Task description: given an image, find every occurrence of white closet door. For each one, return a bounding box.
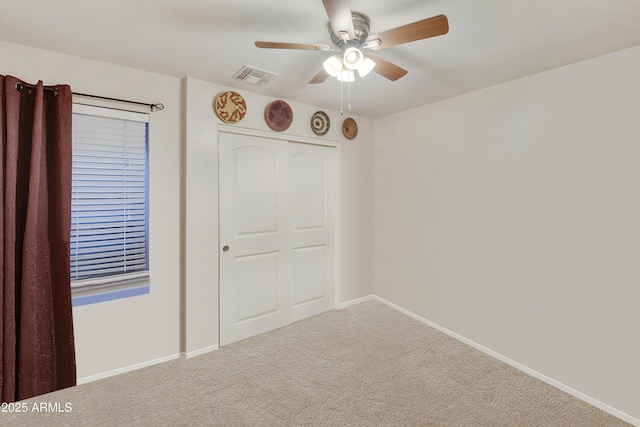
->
[219,132,335,346]
[290,143,335,321]
[219,132,291,346]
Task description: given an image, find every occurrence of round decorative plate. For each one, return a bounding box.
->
[311,111,330,136]
[342,117,358,139]
[214,91,247,123]
[265,100,293,132]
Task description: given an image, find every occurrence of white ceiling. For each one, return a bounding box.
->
[1,0,639,118]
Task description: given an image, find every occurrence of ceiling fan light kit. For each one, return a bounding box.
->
[322,52,370,82]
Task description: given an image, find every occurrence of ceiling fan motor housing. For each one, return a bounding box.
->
[329,12,370,50]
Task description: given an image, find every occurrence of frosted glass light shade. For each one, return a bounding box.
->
[357,56,376,78]
[323,54,343,77]
[343,47,364,70]
[337,68,355,82]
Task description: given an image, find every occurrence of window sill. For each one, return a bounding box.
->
[72,284,149,307]
[71,273,150,307]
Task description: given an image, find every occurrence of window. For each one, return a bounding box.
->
[71,104,150,306]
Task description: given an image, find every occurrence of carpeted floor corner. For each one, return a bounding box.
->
[1,301,633,426]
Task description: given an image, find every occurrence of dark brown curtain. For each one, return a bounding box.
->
[0,75,76,403]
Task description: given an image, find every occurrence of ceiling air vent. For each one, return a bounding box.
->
[232,65,278,86]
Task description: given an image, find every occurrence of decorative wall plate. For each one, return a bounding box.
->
[265,100,293,132]
[311,111,330,136]
[214,91,247,123]
[342,117,358,139]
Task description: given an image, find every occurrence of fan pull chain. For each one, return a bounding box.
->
[339,80,353,115]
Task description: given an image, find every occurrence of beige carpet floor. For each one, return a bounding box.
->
[1,301,632,426]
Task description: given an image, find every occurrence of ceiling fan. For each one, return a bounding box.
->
[255,0,449,84]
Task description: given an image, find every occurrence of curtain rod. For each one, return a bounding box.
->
[15,82,164,112]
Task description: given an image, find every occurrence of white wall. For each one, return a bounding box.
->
[184,77,374,354]
[373,45,640,421]
[1,41,182,380]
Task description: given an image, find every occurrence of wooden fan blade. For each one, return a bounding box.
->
[322,0,355,40]
[366,53,407,81]
[309,69,330,84]
[255,41,332,51]
[366,14,449,50]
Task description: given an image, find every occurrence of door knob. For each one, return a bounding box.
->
[222,245,230,252]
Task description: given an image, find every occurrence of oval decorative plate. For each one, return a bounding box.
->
[342,117,358,139]
[311,111,330,136]
[214,91,247,123]
[265,100,293,132]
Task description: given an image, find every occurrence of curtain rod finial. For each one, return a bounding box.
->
[152,103,164,112]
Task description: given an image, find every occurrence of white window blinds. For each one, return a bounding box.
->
[71,105,149,287]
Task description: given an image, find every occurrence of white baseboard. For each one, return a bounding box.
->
[185,344,219,359]
[339,294,376,309]
[75,344,220,386]
[370,295,639,427]
[77,353,181,385]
